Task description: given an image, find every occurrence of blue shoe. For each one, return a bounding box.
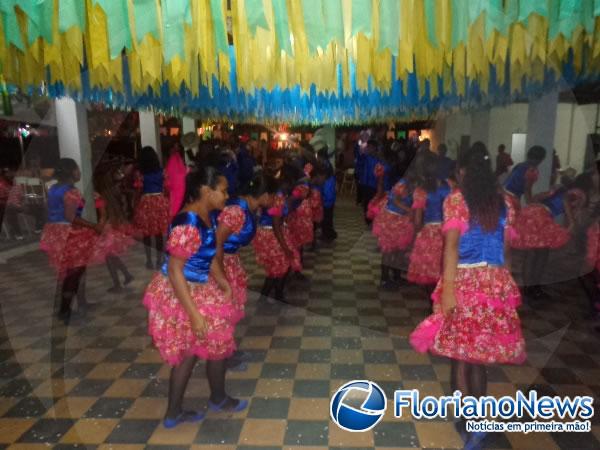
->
[227,360,249,372]
[208,397,248,413]
[163,410,205,429]
[464,431,488,450]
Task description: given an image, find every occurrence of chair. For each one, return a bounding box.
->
[338,168,356,195]
[25,177,46,204]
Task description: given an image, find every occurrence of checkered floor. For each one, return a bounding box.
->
[1,197,600,449]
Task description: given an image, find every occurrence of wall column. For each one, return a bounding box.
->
[55,98,95,221]
[139,110,161,163]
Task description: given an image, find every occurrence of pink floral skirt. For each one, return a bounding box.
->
[91,223,137,263]
[40,223,98,277]
[133,194,170,237]
[372,208,414,253]
[511,204,570,249]
[407,223,443,285]
[288,201,314,247]
[143,273,237,366]
[367,194,387,221]
[253,226,302,277]
[410,266,526,365]
[223,253,248,324]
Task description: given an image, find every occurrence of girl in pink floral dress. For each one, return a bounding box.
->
[410,143,526,449]
[40,158,103,323]
[142,166,247,429]
[93,169,135,293]
[407,154,451,293]
[133,146,170,269]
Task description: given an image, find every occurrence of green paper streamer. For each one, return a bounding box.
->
[595,0,600,16]
[556,0,581,39]
[210,0,228,54]
[517,0,549,22]
[133,0,160,42]
[451,0,468,48]
[302,0,325,52]
[245,0,269,35]
[379,0,399,53]
[0,2,24,51]
[323,0,344,45]
[485,0,506,37]
[58,0,85,33]
[351,0,372,37]
[19,0,53,44]
[423,0,437,48]
[272,0,292,54]
[162,0,189,62]
[467,0,485,25]
[95,0,131,59]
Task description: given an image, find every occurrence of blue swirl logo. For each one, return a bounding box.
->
[330,380,387,432]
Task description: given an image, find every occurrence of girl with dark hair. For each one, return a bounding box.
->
[93,169,135,293]
[143,166,247,429]
[214,173,276,324]
[40,158,103,323]
[371,169,414,290]
[411,142,526,449]
[407,153,451,291]
[511,166,575,300]
[133,146,170,269]
[287,164,314,274]
[253,174,302,304]
[503,145,546,210]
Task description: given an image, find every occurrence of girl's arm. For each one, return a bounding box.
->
[64,194,102,233]
[563,193,575,232]
[168,256,208,337]
[441,229,460,316]
[413,208,424,232]
[211,224,233,298]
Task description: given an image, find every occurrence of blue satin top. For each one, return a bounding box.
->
[424,184,451,224]
[258,200,288,227]
[47,184,82,223]
[142,170,164,194]
[458,204,507,266]
[503,162,532,198]
[386,181,412,215]
[221,198,257,254]
[161,212,217,283]
[541,188,566,217]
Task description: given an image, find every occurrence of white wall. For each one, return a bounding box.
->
[554,103,598,172]
[439,102,598,174]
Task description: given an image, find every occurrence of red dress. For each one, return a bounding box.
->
[310,187,324,224]
[407,188,443,285]
[288,185,314,248]
[218,205,249,324]
[371,182,414,252]
[91,194,136,263]
[253,195,302,278]
[132,171,170,237]
[410,191,526,365]
[143,224,236,366]
[40,188,98,277]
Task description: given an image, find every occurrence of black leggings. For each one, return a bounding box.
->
[58,266,87,315]
[451,359,487,399]
[522,248,549,288]
[106,254,132,287]
[166,356,230,418]
[143,235,164,266]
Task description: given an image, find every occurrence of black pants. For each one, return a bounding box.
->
[321,206,337,240]
[361,186,377,224]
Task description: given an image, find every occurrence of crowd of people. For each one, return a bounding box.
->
[21,128,600,448]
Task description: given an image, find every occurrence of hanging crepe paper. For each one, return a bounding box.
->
[379,0,400,54]
[94,0,131,59]
[58,0,85,33]
[132,0,160,42]
[351,0,372,37]
[1,0,600,124]
[272,0,292,54]
[245,0,269,35]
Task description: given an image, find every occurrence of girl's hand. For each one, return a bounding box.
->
[190,313,208,339]
[441,284,457,317]
[220,282,233,302]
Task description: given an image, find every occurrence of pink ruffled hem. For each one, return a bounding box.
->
[410,314,443,353]
[407,273,438,285]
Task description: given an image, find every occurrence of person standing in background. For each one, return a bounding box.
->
[495,144,513,184]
